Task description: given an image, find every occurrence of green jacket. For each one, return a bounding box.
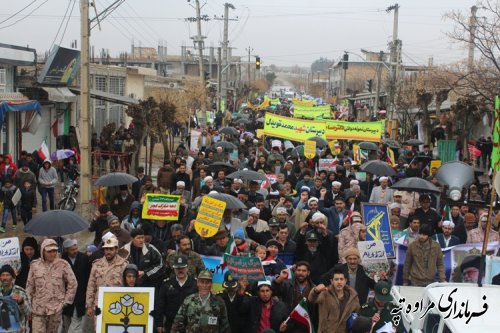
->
[171,293,230,333]
[358,298,404,333]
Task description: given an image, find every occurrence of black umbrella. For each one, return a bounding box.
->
[95,172,138,186]
[382,138,401,149]
[226,169,268,181]
[213,141,237,150]
[359,142,379,151]
[236,118,251,125]
[307,136,328,149]
[391,177,440,193]
[404,139,424,146]
[360,160,396,176]
[193,192,247,209]
[219,127,239,136]
[24,210,90,236]
[206,162,236,173]
[287,145,304,157]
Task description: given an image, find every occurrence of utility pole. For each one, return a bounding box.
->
[374,51,384,115]
[195,0,204,84]
[386,3,399,125]
[467,6,477,73]
[217,47,222,113]
[246,46,253,85]
[79,0,91,216]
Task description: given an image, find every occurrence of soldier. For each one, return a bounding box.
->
[166,235,205,278]
[86,235,128,317]
[358,281,403,332]
[171,270,230,333]
[155,256,198,333]
[216,272,251,333]
[26,239,77,333]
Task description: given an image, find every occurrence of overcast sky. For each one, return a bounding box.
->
[0,0,480,68]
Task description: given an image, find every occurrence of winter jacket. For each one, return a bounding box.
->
[88,215,110,247]
[26,239,78,316]
[20,187,37,209]
[308,285,360,333]
[0,284,31,333]
[157,165,175,189]
[119,242,164,286]
[13,168,37,188]
[121,201,143,232]
[110,193,135,221]
[38,162,58,188]
[62,251,91,317]
[338,223,365,263]
[234,296,289,333]
[295,231,334,284]
[0,184,17,209]
[155,276,198,330]
[0,154,17,180]
[86,254,128,308]
[403,238,446,286]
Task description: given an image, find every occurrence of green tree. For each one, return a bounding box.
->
[265,72,277,85]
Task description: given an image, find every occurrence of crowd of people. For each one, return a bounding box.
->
[2,101,500,333]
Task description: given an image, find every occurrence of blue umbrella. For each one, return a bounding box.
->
[50,149,75,161]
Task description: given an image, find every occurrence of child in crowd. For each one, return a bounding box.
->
[0,178,18,232]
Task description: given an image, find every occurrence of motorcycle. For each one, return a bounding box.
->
[58,180,79,211]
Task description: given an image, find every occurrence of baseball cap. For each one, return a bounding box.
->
[172,256,188,268]
[374,281,393,302]
[197,270,213,280]
[42,239,59,252]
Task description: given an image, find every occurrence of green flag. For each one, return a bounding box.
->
[492,96,500,171]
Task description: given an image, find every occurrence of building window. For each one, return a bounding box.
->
[0,68,6,93]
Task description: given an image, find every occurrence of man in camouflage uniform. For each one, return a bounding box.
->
[166,235,205,278]
[358,281,403,332]
[26,238,77,333]
[171,270,230,333]
[86,235,128,317]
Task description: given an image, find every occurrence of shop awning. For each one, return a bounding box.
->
[69,88,139,105]
[0,99,42,125]
[42,87,77,103]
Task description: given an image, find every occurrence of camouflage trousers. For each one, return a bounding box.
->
[32,312,62,333]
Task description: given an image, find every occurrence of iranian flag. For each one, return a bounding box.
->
[346,201,355,224]
[51,112,69,137]
[442,204,452,221]
[221,235,238,269]
[37,141,50,161]
[289,298,314,333]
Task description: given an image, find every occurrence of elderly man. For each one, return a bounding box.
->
[369,176,393,204]
[104,214,131,247]
[172,181,192,206]
[460,255,481,283]
[320,248,376,306]
[432,220,461,248]
[275,206,297,238]
[0,264,31,333]
[403,224,446,286]
[220,209,243,235]
[324,180,343,208]
[27,239,77,333]
[467,213,500,243]
[171,270,230,333]
[243,207,270,233]
[295,222,332,284]
[86,235,128,317]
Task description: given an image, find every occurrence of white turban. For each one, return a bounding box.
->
[311,212,326,222]
[249,207,260,215]
[272,140,282,148]
[379,176,389,182]
[308,197,318,206]
[389,202,401,210]
[332,181,342,187]
[204,176,213,182]
[176,181,185,188]
[350,180,359,186]
[442,220,455,228]
[276,207,287,214]
[233,178,243,184]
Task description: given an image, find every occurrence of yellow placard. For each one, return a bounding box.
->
[195,196,227,238]
[263,113,326,142]
[387,148,396,166]
[292,99,315,107]
[98,288,154,333]
[328,140,341,155]
[304,140,317,159]
[293,105,331,118]
[325,120,384,142]
[256,129,264,139]
[247,99,270,111]
[353,144,361,164]
[142,194,180,220]
[430,160,442,174]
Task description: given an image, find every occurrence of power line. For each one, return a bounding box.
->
[49,0,74,52]
[59,0,77,46]
[122,0,171,47]
[0,0,48,30]
[0,0,38,25]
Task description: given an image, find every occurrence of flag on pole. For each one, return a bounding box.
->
[387,147,396,167]
[492,96,500,171]
[37,141,50,161]
[221,235,238,269]
[346,201,355,224]
[442,204,452,221]
[51,112,70,137]
[288,298,315,333]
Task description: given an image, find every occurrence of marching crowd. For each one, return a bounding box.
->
[1,111,500,333]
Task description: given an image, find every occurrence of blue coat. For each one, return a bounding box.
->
[432,233,461,248]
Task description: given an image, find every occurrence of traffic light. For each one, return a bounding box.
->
[342,53,349,70]
[365,79,373,92]
[256,56,261,70]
